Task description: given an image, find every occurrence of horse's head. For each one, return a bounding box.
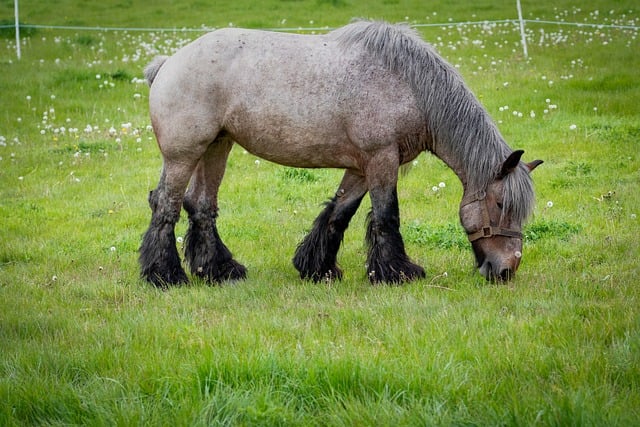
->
[459,150,543,281]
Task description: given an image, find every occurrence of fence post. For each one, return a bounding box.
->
[516,0,528,58]
[14,0,21,60]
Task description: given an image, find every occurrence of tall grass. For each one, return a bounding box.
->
[1,0,639,425]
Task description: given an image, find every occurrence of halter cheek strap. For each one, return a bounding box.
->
[461,191,523,242]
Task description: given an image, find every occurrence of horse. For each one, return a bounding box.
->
[139,20,542,287]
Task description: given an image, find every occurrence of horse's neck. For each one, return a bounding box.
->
[432,143,472,191]
[428,117,507,197]
[430,135,501,198]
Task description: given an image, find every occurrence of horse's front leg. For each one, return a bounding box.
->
[293,170,367,282]
[183,136,247,283]
[139,161,196,288]
[365,154,425,284]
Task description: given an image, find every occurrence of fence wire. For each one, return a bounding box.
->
[1,19,639,32]
[2,17,637,62]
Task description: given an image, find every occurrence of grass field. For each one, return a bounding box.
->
[1,0,639,425]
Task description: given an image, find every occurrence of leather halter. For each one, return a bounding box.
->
[461,191,523,242]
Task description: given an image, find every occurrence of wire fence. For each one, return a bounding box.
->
[3,13,638,61]
[2,19,638,32]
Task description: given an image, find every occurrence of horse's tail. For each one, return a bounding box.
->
[144,55,169,86]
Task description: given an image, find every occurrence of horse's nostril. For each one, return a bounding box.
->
[479,261,492,280]
[499,268,514,281]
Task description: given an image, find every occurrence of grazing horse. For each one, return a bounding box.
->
[139,20,542,287]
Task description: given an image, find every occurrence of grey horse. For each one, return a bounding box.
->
[139,20,542,287]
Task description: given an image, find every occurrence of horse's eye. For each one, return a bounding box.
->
[497,201,504,210]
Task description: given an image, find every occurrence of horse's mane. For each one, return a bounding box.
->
[330,20,535,223]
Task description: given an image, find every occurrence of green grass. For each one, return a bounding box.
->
[1,0,640,425]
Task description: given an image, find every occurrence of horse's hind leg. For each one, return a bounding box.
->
[293,170,367,282]
[365,155,425,284]
[183,135,247,283]
[140,159,198,288]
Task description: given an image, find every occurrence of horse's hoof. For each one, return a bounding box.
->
[219,259,248,282]
[145,269,189,289]
[300,265,343,283]
[194,259,247,283]
[367,263,425,285]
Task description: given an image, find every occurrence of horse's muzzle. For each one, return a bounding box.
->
[479,259,516,282]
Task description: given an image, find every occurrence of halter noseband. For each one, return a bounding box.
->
[461,191,523,242]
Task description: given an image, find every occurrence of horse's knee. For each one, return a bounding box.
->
[147,188,184,225]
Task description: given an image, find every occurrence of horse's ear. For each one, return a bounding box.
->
[499,149,524,178]
[526,159,544,172]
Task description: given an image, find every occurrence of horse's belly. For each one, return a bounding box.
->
[227,120,360,169]
[223,89,424,170]
[241,146,355,169]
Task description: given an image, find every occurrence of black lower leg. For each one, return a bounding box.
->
[183,199,246,283]
[139,190,188,288]
[293,193,363,282]
[365,189,425,284]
